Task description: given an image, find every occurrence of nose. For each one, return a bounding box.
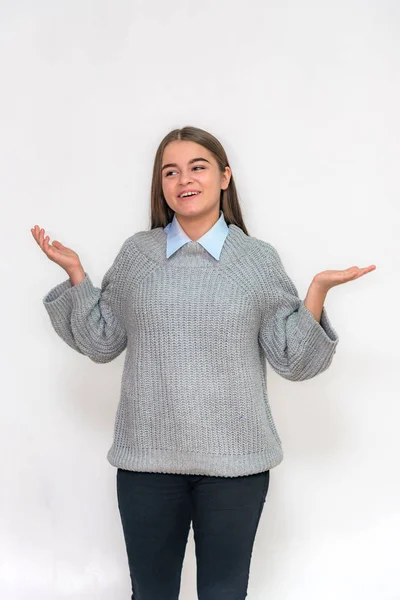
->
[178,170,194,185]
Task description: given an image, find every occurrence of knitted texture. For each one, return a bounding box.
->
[43,224,339,477]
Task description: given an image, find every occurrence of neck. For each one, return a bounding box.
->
[175,207,220,241]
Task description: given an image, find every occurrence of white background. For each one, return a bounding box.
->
[1,1,399,598]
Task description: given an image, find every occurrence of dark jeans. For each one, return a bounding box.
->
[116,468,270,600]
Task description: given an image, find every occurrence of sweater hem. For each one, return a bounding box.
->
[106,444,284,477]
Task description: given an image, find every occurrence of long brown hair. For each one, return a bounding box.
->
[149,125,249,236]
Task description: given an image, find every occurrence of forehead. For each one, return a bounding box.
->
[162,140,214,164]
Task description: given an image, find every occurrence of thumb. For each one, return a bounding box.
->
[52,240,65,248]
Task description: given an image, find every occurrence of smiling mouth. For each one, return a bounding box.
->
[178,192,201,199]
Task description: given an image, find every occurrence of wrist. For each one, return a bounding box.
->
[67,265,85,285]
[311,277,330,295]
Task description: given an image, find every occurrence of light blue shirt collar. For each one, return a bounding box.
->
[164,210,229,261]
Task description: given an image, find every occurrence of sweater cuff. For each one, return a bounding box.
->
[42,272,95,313]
[296,301,339,348]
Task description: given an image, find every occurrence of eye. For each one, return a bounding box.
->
[165,166,205,177]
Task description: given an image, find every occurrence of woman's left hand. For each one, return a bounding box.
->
[313,264,377,293]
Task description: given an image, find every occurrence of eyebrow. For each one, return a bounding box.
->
[161,157,211,172]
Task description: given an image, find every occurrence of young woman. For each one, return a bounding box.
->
[31,126,375,600]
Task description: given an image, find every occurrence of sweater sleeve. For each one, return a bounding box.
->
[257,243,339,381]
[42,240,129,364]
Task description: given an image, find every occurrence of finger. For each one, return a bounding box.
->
[352,266,375,280]
[33,226,43,247]
[43,235,51,253]
[31,226,39,243]
[32,227,40,245]
[40,229,50,252]
[361,265,376,276]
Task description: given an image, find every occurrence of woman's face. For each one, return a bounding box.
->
[161,140,231,219]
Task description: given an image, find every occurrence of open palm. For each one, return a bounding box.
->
[31,225,82,273]
[314,264,376,292]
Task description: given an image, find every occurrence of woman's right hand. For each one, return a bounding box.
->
[31,225,84,277]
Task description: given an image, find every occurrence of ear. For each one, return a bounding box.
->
[221,166,232,190]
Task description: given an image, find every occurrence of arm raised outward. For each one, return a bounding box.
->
[32,225,128,363]
[258,244,339,381]
[258,241,376,381]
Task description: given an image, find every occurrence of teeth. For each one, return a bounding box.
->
[180,192,199,197]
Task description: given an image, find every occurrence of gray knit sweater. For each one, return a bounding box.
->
[42,224,339,477]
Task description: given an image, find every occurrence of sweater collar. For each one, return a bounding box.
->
[164,210,229,261]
